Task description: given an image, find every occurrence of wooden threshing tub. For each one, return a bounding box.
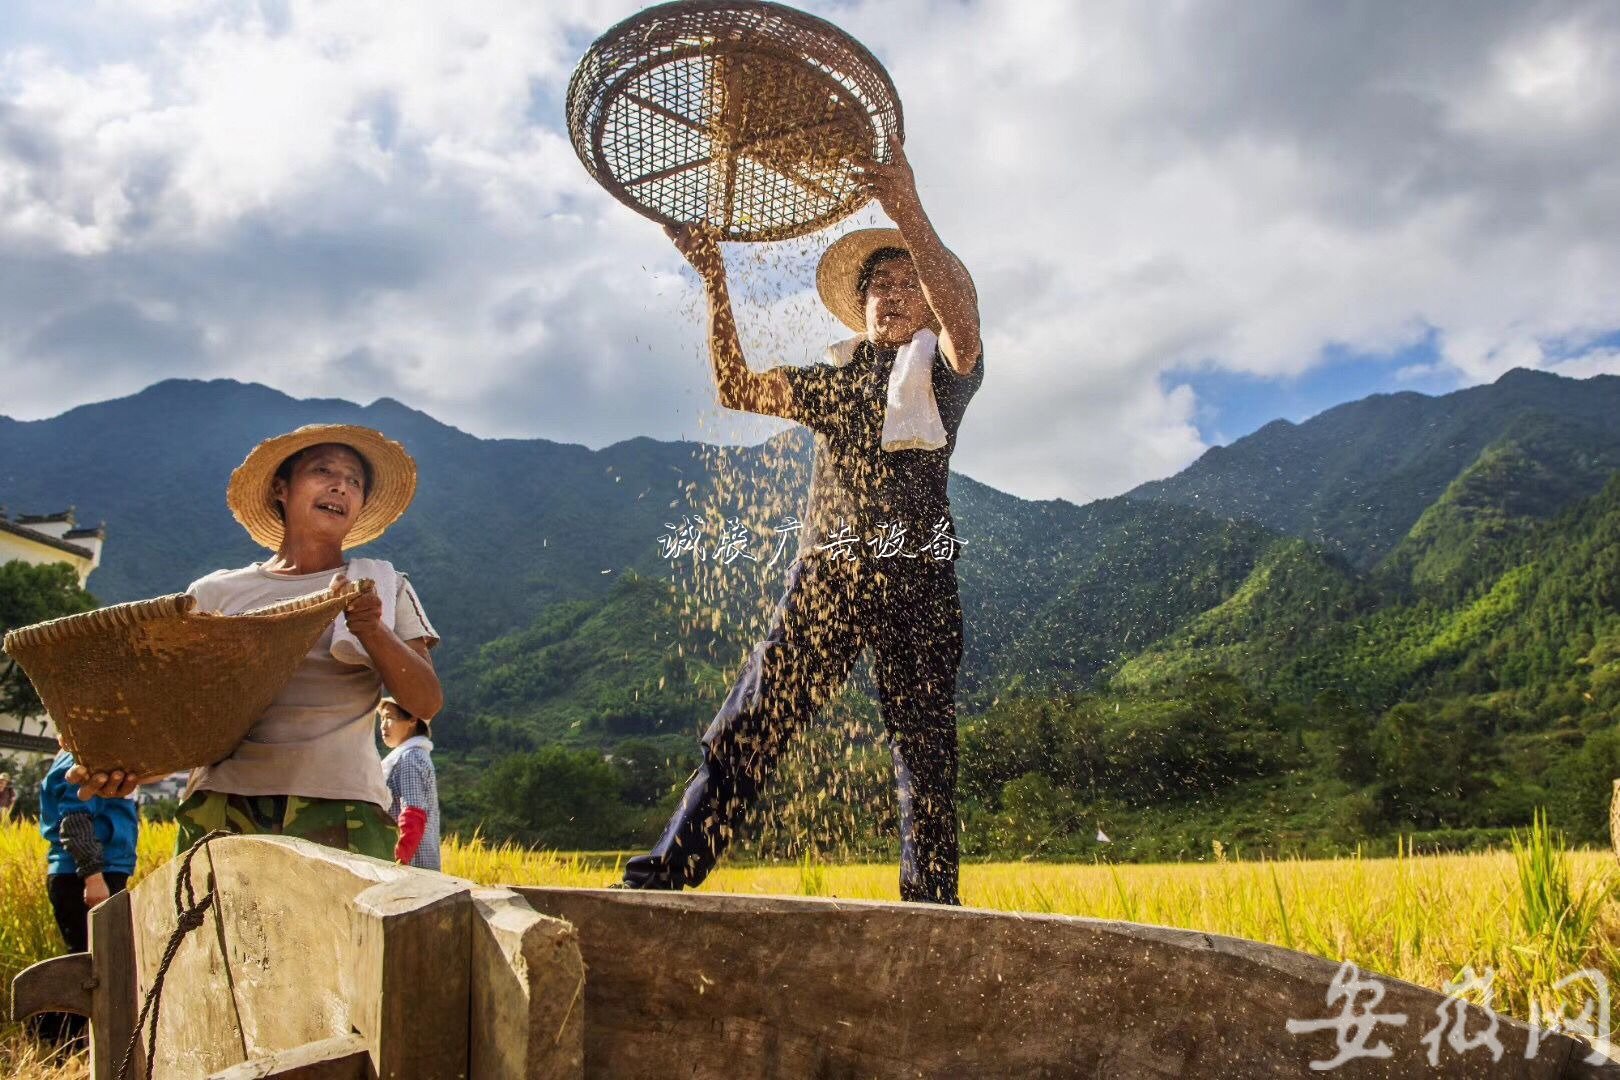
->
[12,836,1619,1078]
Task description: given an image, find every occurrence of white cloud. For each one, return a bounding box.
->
[1,0,1618,504]
[1549,349,1620,380]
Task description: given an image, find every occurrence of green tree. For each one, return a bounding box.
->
[997,772,1077,852]
[1109,672,1282,801]
[0,560,97,717]
[610,737,694,808]
[1315,690,1377,786]
[3,754,55,820]
[1371,699,1500,828]
[471,746,631,849]
[1545,726,1620,845]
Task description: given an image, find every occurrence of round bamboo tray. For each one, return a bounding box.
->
[566,0,903,241]
[3,580,369,777]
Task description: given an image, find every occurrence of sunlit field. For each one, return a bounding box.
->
[3,818,1615,1076]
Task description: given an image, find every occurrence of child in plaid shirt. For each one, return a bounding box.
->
[379,697,440,870]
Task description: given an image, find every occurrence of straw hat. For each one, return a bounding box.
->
[227,424,417,551]
[816,227,909,333]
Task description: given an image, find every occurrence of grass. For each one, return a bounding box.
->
[3,819,1616,1075]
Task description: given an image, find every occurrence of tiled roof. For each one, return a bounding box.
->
[0,516,94,560]
[14,509,74,525]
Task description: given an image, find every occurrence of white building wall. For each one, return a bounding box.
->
[0,531,96,585]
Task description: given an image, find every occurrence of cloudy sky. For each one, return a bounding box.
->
[2,1,1618,504]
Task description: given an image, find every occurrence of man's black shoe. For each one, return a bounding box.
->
[614,854,684,890]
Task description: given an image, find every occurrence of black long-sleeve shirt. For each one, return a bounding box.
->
[782,342,984,563]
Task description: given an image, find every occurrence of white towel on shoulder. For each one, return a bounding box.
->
[824,328,947,452]
[330,556,397,668]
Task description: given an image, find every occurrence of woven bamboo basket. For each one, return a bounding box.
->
[566,0,903,241]
[2,580,369,777]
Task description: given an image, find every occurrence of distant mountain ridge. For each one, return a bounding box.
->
[1126,368,1620,566]
[4,368,1618,732]
[2,377,729,666]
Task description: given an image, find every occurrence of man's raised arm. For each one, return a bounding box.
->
[853,142,982,375]
[667,224,797,418]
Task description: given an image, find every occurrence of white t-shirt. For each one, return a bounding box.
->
[182,561,438,807]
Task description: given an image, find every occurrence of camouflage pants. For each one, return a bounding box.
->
[175,791,397,862]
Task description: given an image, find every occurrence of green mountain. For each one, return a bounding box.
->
[1126,368,1620,566]
[7,369,1620,854]
[9,369,1611,689]
[0,379,696,669]
[447,570,731,751]
[986,499,1278,693]
[1110,538,1370,700]
[0,376,1284,692]
[1377,413,1620,602]
[1117,421,1620,712]
[1025,470,1620,855]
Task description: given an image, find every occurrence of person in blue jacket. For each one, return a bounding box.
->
[40,745,140,953]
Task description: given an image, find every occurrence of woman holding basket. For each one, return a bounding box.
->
[72,424,442,859]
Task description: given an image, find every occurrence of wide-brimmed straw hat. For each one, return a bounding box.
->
[227,424,417,551]
[815,227,909,334]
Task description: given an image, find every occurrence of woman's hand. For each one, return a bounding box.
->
[666,223,725,287]
[64,765,166,801]
[330,572,441,717]
[343,585,386,641]
[332,573,388,643]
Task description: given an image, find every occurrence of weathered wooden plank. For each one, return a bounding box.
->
[129,836,474,1080]
[351,876,471,1079]
[469,888,585,1080]
[206,1033,371,1079]
[89,888,140,1080]
[516,888,1620,1080]
[131,842,255,1076]
[9,952,92,1019]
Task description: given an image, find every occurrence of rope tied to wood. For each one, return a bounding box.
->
[118,828,229,1080]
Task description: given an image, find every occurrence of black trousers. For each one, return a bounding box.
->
[48,871,130,953]
[626,553,965,904]
[35,871,130,1045]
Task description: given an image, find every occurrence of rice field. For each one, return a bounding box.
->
[3,817,1616,1076]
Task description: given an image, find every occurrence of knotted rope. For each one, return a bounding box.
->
[118,829,229,1080]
